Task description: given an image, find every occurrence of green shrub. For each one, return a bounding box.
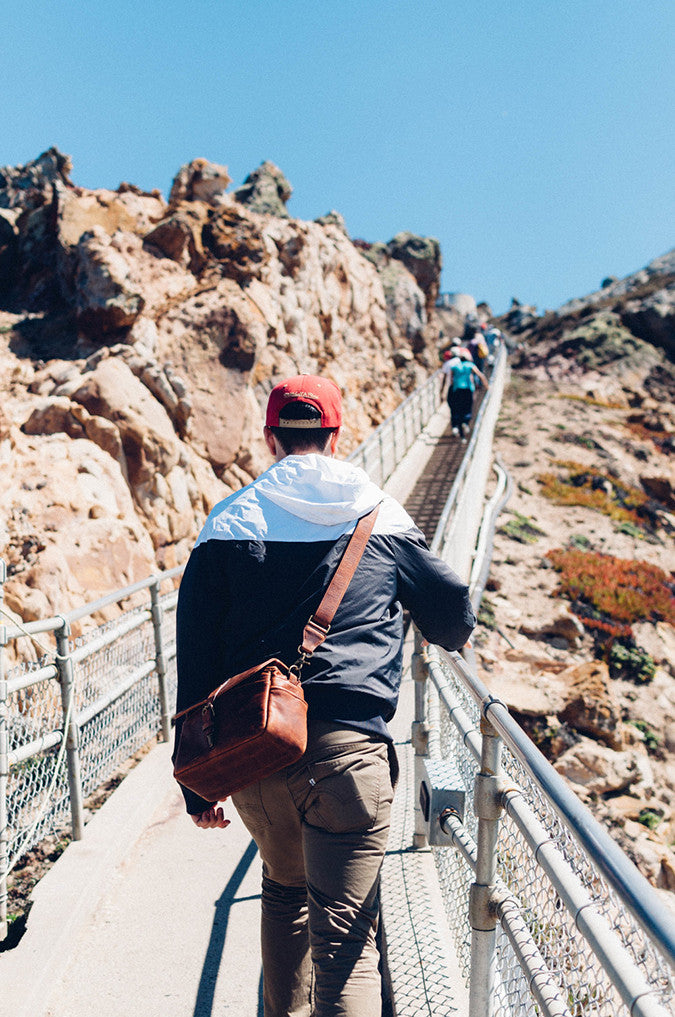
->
[546,548,675,628]
[637,809,662,831]
[499,512,545,544]
[538,461,648,529]
[478,597,496,630]
[629,720,660,753]
[614,521,643,539]
[609,642,656,683]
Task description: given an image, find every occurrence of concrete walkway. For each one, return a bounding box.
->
[0,739,265,1017]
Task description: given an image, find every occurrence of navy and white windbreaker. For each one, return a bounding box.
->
[175,453,475,810]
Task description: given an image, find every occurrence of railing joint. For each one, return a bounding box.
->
[469,882,498,932]
[474,772,503,821]
[411,720,429,755]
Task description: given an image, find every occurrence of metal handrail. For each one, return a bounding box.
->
[438,647,675,973]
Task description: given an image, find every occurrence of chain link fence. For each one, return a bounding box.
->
[419,642,675,1017]
[0,575,180,940]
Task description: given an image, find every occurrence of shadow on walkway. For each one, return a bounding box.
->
[193,838,263,1017]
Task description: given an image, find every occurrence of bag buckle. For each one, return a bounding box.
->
[201,702,215,748]
[289,648,310,680]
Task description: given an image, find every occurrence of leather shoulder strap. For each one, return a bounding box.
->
[298,504,380,657]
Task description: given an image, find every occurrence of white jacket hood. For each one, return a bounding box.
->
[197,454,415,545]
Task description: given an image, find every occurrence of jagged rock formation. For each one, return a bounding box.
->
[232,160,292,218]
[0,148,443,619]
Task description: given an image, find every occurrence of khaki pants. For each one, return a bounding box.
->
[232,723,395,1017]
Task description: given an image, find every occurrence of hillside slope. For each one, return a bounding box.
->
[478,253,674,895]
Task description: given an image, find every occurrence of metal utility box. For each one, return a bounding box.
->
[419,758,466,846]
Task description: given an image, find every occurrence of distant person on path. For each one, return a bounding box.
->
[467,327,488,378]
[484,325,502,364]
[442,348,488,440]
[174,374,476,1017]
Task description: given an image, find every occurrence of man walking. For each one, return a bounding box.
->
[174,375,475,1017]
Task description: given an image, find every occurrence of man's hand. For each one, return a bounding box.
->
[191,805,230,829]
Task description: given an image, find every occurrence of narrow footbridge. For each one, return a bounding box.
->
[1,349,674,1017]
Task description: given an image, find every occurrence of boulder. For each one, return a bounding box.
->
[392,347,414,367]
[57,186,165,249]
[558,661,624,750]
[621,285,675,358]
[0,429,158,616]
[0,146,74,211]
[73,226,145,334]
[554,737,653,796]
[378,259,427,349]
[13,195,63,308]
[386,232,441,313]
[22,395,125,470]
[314,210,348,234]
[0,211,17,292]
[233,161,292,218]
[154,279,269,471]
[144,204,208,274]
[358,241,389,271]
[68,356,181,487]
[504,299,538,334]
[640,471,675,510]
[168,158,232,206]
[520,608,586,649]
[631,621,675,677]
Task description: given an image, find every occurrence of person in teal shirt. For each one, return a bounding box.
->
[441,348,488,440]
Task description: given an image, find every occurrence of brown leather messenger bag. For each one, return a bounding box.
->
[172,504,380,802]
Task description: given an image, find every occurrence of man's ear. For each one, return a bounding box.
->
[263,427,278,458]
[329,428,340,455]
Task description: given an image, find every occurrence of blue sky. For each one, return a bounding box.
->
[2,1,673,314]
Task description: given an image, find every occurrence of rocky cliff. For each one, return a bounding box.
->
[478,251,675,897]
[0,149,442,622]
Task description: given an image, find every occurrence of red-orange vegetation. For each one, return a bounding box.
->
[538,461,648,526]
[546,548,675,631]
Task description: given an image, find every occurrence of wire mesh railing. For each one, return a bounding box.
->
[0,572,181,940]
[418,647,675,1017]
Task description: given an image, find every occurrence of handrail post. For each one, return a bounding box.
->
[392,414,399,467]
[469,712,503,1017]
[55,618,84,841]
[150,578,171,743]
[0,560,8,941]
[411,629,429,848]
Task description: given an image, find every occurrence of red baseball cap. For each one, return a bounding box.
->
[266,375,342,428]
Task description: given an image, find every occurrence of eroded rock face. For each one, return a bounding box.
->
[0,150,441,620]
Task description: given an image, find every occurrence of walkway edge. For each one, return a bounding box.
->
[0,741,173,1017]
